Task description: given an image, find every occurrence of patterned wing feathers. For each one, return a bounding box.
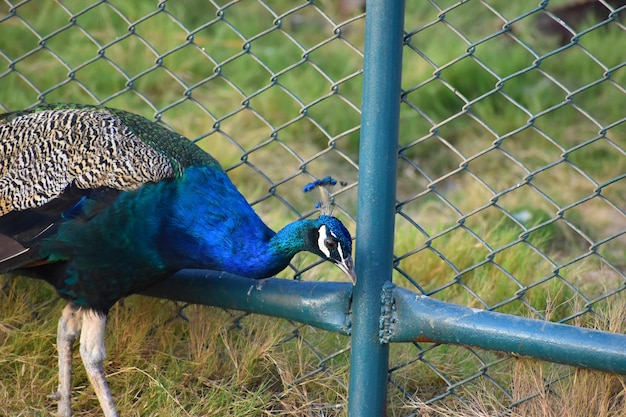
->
[0,105,216,216]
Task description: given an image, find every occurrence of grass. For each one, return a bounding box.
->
[0,278,350,416]
[0,0,625,415]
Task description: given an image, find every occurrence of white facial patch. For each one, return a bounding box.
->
[318,226,348,264]
[336,242,345,262]
[318,225,331,258]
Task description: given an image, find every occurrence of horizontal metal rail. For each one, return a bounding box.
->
[392,287,626,374]
[141,269,353,335]
[142,270,626,375]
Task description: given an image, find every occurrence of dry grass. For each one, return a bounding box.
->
[395,297,626,417]
[0,277,351,416]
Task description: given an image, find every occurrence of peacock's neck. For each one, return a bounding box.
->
[220,219,317,279]
[267,219,317,262]
[161,167,319,279]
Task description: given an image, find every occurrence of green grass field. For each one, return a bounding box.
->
[1,0,625,415]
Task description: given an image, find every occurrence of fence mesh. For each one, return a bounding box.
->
[1,0,624,416]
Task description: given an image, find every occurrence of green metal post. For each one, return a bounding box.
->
[348,0,405,415]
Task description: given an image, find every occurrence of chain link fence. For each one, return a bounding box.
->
[1,0,624,415]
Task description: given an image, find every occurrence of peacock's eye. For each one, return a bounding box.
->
[324,237,337,251]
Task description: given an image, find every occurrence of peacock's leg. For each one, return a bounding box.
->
[79,308,118,417]
[49,303,82,417]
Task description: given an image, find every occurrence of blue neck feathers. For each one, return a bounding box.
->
[42,166,323,287]
[38,165,351,311]
[148,166,321,278]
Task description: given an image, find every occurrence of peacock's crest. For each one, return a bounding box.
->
[303,176,340,216]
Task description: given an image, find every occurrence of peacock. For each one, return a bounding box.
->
[0,103,355,417]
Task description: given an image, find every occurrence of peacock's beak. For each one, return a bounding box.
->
[336,255,356,285]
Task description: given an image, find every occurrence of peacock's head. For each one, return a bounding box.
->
[311,215,355,284]
[303,176,355,284]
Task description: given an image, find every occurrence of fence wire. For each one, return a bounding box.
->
[0,0,624,416]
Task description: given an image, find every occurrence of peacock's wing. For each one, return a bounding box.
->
[0,104,219,274]
[0,185,120,272]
